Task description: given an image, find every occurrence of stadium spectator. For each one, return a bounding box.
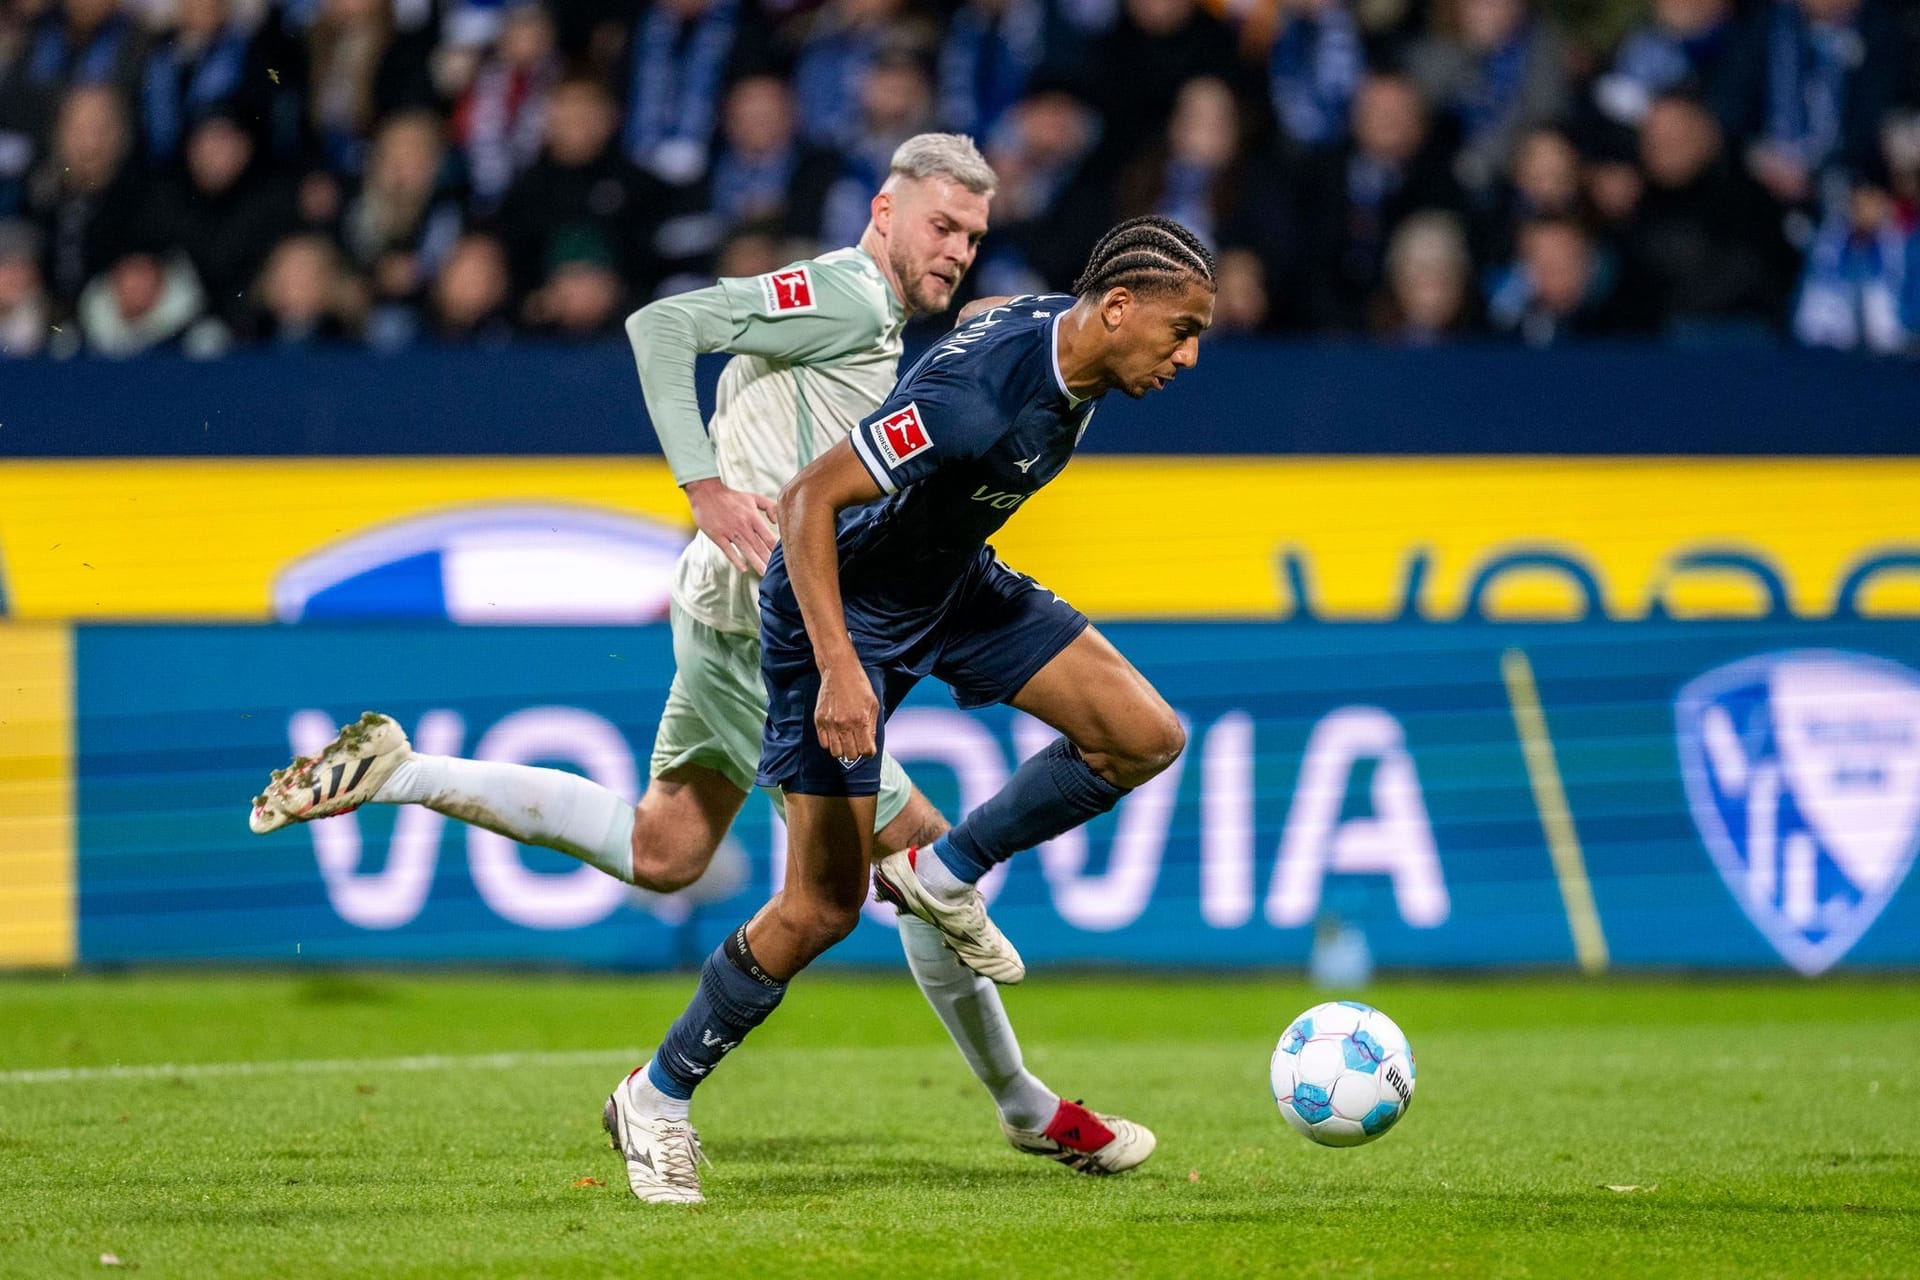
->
[1071,0,1243,171]
[137,0,254,170]
[1243,0,1366,152]
[1115,75,1294,309]
[340,109,463,346]
[28,83,149,315]
[75,239,232,357]
[1582,142,1646,239]
[1508,126,1585,222]
[0,218,50,356]
[426,228,514,343]
[1294,72,1464,331]
[972,84,1109,294]
[18,0,143,127]
[0,6,35,218]
[1887,111,1920,214]
[1209,243,1271,331]
[250,231,362,343]
[449,0,560,210]
[1791,165,1920,352]
[304,0,437,174]
[156,109,298,329]
[1405,0,1572,195]
[520,221,624,337]
[711,218,787,279]
[1473,126,1588,264]
[936,0,1049,139]
[1714,0,1917,212]
[650,71,842,290]
[494,74,668,303]
[623,0,769,185]
[1591,0,1736,130]
[1625,93,1791,333]
[1487,215,1644,343]
[1373,208,1481,342]
[790,0,931,152]
[819,48,938,246]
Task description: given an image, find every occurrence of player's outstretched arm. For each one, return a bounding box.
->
[777,439,885,761]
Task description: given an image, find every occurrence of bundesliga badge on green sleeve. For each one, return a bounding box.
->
[760,266,818,314]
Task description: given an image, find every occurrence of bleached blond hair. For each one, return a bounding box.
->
[887,133,997,197]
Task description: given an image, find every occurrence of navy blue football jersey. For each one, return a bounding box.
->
[805,293,1094,625]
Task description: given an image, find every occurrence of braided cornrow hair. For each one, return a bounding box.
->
[1071,215,1217,300]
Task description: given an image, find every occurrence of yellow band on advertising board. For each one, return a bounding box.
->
[0,623,74,968]
[1,457,1918,621]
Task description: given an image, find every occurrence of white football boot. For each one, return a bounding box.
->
[1002,1099,1157,1176]
[248,712,411,834]
[871,848,1025,985]
[602,1072,707,1204]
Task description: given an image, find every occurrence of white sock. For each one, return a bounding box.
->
[374,754,636,883]
[912,846,971,902]
[897,915,1059,1130]
[625,1064,690,1121]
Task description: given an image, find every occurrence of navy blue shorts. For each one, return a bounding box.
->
[756,554,1088,797]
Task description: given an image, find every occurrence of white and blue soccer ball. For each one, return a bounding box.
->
[1270,1001,1416,1148]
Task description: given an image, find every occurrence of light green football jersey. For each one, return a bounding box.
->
[626,247,907,635]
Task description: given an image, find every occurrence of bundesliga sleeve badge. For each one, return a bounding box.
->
[759,265,818,314]
[874,403,933,468]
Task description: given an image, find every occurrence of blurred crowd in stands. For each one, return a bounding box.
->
[0,0,1916,359]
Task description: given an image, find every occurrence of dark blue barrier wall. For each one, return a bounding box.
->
[8,341,1918,457]
[75,620,1920,973]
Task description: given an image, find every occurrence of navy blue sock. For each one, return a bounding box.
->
[645,924,788,1100]
[933,737,1129,882]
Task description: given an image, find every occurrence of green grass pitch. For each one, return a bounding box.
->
[2,972,1915,1278]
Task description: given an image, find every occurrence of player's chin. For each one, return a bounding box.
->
[918,280,957,311]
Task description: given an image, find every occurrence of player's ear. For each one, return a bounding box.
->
[870,188,895,235]
[1100,287,1132,331]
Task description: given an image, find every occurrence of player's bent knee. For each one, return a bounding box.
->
[1113,712,1186,788]
[629,831,709,893]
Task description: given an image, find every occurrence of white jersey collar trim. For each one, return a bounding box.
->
[1048,310,1084,406]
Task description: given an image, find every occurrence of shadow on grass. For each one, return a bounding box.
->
[291,975,398,1006]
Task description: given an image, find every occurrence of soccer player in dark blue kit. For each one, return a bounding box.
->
[604,217,1216,1203]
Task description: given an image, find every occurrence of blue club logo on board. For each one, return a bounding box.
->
[1675,650,1920,975]
[272,505,689,624]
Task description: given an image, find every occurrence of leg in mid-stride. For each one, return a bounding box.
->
[877,621,1185,961]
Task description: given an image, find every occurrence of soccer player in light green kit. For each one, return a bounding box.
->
[249,134,1153,1203]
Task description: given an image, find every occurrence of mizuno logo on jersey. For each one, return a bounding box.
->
[760,266,817,314]
[874,403,933,467]
[1013,454,1040,473]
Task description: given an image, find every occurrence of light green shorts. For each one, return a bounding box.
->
[651,602,912,831]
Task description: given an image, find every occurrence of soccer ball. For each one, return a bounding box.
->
[1270,1000,1416,1147]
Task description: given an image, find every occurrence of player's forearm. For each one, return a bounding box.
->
[624,294,731,487]
[777,475,860,669]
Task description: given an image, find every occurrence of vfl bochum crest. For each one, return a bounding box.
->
[1675,650,1920,975]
